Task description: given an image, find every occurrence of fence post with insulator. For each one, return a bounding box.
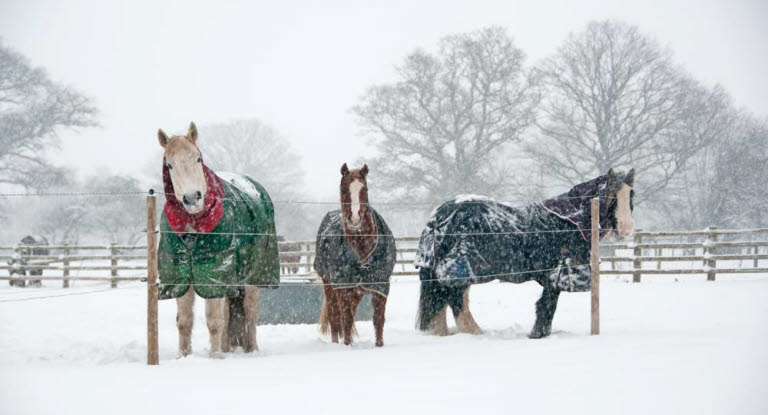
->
[146,191,159,365]
[590,197,600,335]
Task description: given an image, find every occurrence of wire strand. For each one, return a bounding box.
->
[0,190,616,205]
[146,229,615,237]
[0,265,577,302]
[0,283,145,303]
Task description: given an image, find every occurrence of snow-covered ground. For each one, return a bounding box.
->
[1,276,767,415]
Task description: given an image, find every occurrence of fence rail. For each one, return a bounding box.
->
[600,227,768,282]
[2,227,767,287]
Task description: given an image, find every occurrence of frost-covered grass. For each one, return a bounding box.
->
[1,277,767,414]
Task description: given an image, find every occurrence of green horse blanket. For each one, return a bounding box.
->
[158,170,280,299]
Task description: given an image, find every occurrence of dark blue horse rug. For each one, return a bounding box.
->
[414,174,626,292]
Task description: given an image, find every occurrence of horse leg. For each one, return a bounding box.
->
[221,298,231,353]
[432,306,450,336]
[321,281,341,343]
[176,287,195,357]
[342,289,363,346]
[530,286,561,339]
[371,292,387,347]
[242,286,259,353]
[205,297,228,358]
[454,286,483,334]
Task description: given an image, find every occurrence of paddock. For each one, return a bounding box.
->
[2,273,768,414]
[2,197,768,414]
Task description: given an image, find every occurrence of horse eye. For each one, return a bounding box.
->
[197,157,202,163]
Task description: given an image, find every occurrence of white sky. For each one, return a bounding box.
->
[1,0,767,197]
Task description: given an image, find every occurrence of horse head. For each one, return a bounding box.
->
[340,163,370,231]
[158,122,207,214]
[605,168,635,237]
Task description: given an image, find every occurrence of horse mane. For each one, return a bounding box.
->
[541,171,632,240]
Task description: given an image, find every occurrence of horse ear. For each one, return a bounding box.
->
[341,163,349,176]
[361,164,369,177]
[625,168,635,186]
[606,168,617,188]
[158,129,169,148]
[187,122,198,144]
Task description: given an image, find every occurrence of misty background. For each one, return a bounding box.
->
[1,0,767,245]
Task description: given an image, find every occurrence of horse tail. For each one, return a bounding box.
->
[318,285,358,338]
[227,290,247,349]
[319,288,330,334]
[416,268,446,331]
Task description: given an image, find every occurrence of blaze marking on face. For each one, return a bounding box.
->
[164,138,207,214]
[349,179,364,226]
[615,183,634,236]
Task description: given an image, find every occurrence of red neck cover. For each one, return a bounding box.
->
[162,159,225,235]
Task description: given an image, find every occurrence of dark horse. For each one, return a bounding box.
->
[7,235,49,288]
[414,169,635,338]
[314,163,396,347]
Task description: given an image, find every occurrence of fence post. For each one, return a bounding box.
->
[110,242,118,288]
[146,192,159,365]
[62,245,70,288]
[656,248,662,270]
[12,244,24,287]
[306,241,312,274]
[632,230,642,283]
[705,226,718,281]
[754,245,759,268]
[590,197,600,335]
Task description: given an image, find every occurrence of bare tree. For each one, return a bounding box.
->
[529,21,733,199]
[354,27,539,204]
[0,39,97,191]
[5,175,145,245]
[655,115,768,229]
[82,175,145,244]
[197,119,311,239]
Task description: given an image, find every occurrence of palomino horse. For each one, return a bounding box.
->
[314,163,396,347]
[415,169,635,338]
[156,122,280,357]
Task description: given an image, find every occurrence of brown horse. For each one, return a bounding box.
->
[314,163,396,347]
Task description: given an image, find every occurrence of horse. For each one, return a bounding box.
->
[314,163,396,347]
[7,235,49,288]
[414,169,635,338]
[156,122,280,358]
[277,236,301,275]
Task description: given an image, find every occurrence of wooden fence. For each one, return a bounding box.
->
[600,227,768,282]
[1,228,767,287]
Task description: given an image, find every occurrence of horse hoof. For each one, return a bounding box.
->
[243,345,258,353]
[375,340,384,348]
[209,351,226,359]
[528,328,550,339]
[178,348,192,358]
